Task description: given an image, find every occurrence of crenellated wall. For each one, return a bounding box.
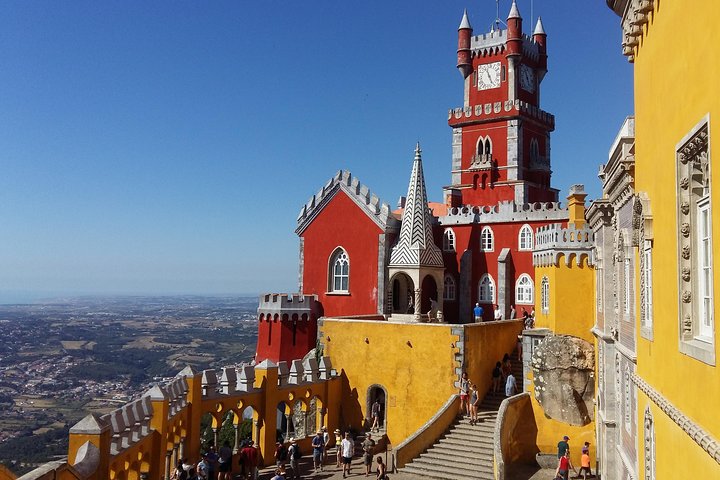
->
[22,359,342,480]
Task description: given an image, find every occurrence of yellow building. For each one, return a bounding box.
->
[606,0,720,477]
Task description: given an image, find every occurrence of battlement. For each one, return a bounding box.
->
[533,223,595,267]
[258,293,318,315]
[296,170,396,235]
[448,99,554,128]
[470,28,506,54]
[439,200,568,226]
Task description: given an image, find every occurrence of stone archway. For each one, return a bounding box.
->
[421,275,438,315]
[366,384,388,432]
[391,273,415,314]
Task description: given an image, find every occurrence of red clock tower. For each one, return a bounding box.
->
[447,2,556,207]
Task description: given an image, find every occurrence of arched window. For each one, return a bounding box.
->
[530,138,540,163]
[518,224,533,251]
[541,276,550,313]
[480,226,494,252]
[478,274,495,303]
[484,138,492,156]
[475,136,493,158]
[443,228,456,252]
[443,276,456,301]
[516,274,534,304]
[329,248,349,293]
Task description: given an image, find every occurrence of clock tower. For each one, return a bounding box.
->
[448,1,556,207]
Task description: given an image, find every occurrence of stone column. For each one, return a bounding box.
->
[303,410,309,437]
[414,288,421,322]
[319,407,326,431]
[285,413,292,440]
[234,424,240,452]
[253,419,261,446]
[172,444,179,466]
[213,428,219,449]
[178,438,185,461]
[164,451,172,480]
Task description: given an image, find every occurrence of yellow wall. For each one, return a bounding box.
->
[321,319,522,446]
[632,0,720,476]
[534,255,595,343]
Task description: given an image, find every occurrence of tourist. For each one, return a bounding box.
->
[271,468,286,480]
[362,432,375,476]
[473,302,483,322]
[370,399,381,432]
[555,450,577,480]
[274,441,288,472]
[312,430,325,472]
[509,305,516,319]
[501,354,512,381]
[505,372,517,397]
[459,371,470,416]
[197,455,210,480]
[341,432,354,478]
[579,442,593,479]
[492,361,502,394]
[170,460,185,480]
[241,440,258,480]
[469,384,479,425]
[288,438,301,480]
[375,456,388,480]
[557,435,570,458]
[494,304,503,321]
[205,446,218,480]
[334,429,343,468]
[217,441,233,480]
[322,426,330,465]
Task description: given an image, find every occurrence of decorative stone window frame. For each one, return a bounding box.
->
[633,193,654,341]
[478,273,495,303]
[443,275,456,301]
[541,276,550,314]
[328,247,350,294]
[623,366,632,433]
[515,274,534,305]
[518,224,534,251]
[676,115,715,366]
[443,228,456,252]
[480,226,494,252]
[643,405,655,480]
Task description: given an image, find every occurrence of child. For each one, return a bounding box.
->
[579,442,593,479]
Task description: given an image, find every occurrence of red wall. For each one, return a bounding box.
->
[301,191,383,317]
[256,313,317,364]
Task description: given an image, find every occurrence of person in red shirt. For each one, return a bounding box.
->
[555,450,576,480]
[241,441,259,480]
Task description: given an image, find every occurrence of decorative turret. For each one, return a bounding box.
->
[534,16,548,79]
[457,9,473,79]
[506,0,523,58]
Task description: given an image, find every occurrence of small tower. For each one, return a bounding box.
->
[387,144,445,322]
[457,9,473,79]
[533,17,548,82]
[256,294,320,364]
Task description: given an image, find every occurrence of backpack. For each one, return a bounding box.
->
[291,444,302,460]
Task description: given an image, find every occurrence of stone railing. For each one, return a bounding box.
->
[533,223,594,267]
[394,394,460,469]
[19,357,341,480]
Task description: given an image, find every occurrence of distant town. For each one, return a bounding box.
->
[0,295,259,476]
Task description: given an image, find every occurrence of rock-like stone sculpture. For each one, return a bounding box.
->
[531,335,594,426]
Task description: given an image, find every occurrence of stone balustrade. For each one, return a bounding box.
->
[533,223,595,267]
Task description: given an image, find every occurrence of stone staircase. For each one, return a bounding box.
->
[400,355,524,479]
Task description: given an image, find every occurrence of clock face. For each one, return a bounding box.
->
[520,64,536,93]
[478,62,501,90]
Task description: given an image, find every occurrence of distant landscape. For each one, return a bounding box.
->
[0,295,259,476]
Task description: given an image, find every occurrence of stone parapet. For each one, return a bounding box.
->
[439,200,568,226]
[533,223,594,267]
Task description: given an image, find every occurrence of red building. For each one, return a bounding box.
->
[256,1,583,362]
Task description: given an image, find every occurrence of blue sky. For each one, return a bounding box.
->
[0,1,632,302]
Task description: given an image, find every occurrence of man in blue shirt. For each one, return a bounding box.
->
[473,303,484,322]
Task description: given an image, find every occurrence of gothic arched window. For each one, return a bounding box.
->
[480,226,494,252]
[516,274,534,304]
[541,276,550,313]
[329,248,349,293]
[443,276,456,301]
[443,228,456,252]
[519,224,534,251]
[478,274,495,303]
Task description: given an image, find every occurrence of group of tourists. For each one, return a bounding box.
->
[555,435,594,480]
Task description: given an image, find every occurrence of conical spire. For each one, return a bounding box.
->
[458,9,472,30]
[533,16,546,35]
[507,0,522,20]
[388,144,443,268]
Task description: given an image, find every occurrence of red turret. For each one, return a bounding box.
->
[533,17,548,80]
[457,9,473,79]
[506,0,523,58]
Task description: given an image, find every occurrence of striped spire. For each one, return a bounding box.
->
[389,143,443,267]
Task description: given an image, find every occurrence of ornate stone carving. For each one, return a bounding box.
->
[682,291,692,303]
[682,246,691,260]
[682,267,691,282]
